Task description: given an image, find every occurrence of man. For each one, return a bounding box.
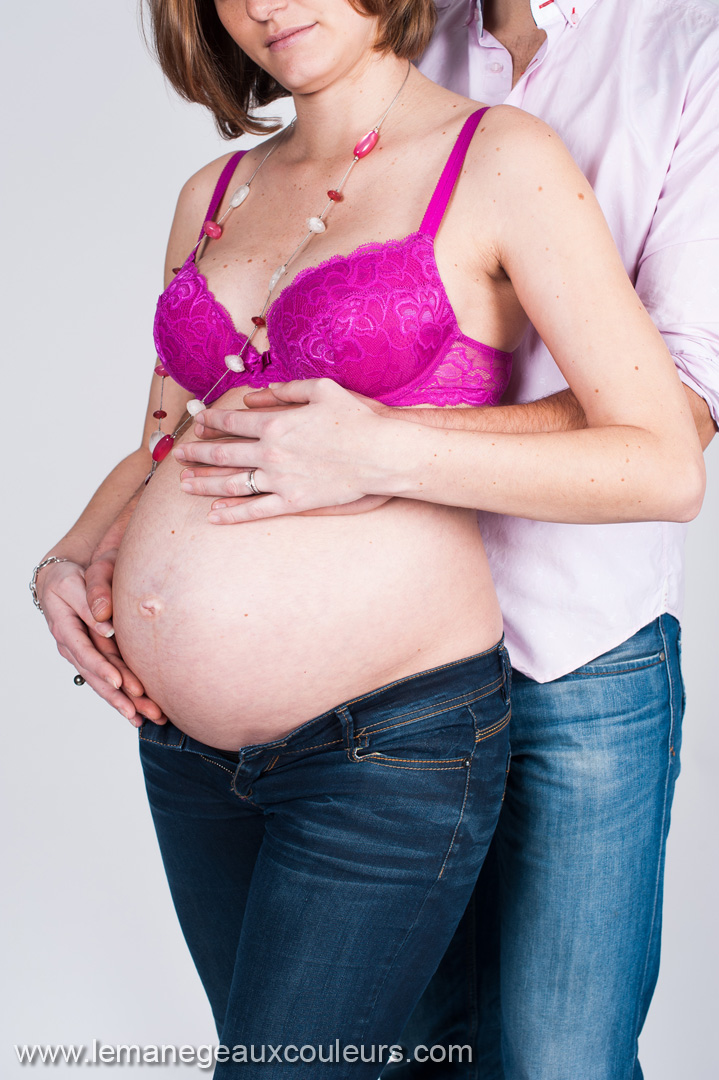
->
[166,2,719,1076]
[48,0,717,1076]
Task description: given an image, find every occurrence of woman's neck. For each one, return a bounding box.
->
[284,53,414,162]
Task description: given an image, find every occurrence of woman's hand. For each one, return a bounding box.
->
[37,558,165,726]
[174,382,394,522]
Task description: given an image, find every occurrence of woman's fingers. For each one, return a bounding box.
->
[90,631,166,723]
[207,493,293,524]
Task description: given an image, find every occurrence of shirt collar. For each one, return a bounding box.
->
[465,0,601,33]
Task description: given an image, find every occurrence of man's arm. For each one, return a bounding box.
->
[379,384,715,451]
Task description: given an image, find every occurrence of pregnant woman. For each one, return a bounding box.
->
[32,0,703,1074]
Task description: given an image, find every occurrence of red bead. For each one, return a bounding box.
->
[171,267,182,274]
[203,220,222,239]
[153,410,167,419]
[353,130,379,158]
[151,434,175,463]
[251,316,267,328]
[327,189,343,202]
[154,363,169,378]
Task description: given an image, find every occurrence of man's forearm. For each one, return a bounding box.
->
[383,388,587,434]
[383,385,715,450]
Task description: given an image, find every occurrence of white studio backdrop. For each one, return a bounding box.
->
[1,2,717,1076]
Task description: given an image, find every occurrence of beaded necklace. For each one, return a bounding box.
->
[146,62,412,482]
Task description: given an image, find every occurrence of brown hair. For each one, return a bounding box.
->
[143,1,437,138]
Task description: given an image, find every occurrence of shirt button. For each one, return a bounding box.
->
[489,62,504,73]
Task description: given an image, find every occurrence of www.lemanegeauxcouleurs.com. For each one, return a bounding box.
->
[15,1039,473,1068]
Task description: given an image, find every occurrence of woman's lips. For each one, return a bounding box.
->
[267,24,316,52]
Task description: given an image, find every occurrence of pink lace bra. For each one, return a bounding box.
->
[153,108,512,408]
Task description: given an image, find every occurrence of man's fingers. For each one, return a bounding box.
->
[243,387,288,408]
[85,549,117,625]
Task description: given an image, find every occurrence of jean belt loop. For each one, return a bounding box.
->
[336,705,360,761]
[500,639,512,705]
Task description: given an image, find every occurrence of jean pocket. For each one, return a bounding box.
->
[353,702,478,771]
[566,648,667,679]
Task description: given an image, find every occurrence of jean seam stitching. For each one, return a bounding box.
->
[438,749,475,880]
[472,707,511,743]
[567,656,664,678]
[632,615,676,1048]
[357,679,505,736]
[353,752,478,1046]
[357,760,467,771]
[197,753,234,775]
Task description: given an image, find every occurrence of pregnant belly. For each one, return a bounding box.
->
[113,437,501,749]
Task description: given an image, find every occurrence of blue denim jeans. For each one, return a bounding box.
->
[383,615,684,1080]
[137,645,511,1078]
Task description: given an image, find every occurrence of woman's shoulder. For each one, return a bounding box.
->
[462,103,578,185]
[173,150,243,234]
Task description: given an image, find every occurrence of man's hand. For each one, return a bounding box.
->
[174,380,391,523]
[37,558,165,726]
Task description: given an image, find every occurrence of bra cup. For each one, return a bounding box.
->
[153,233,512,408]
[268,236,456,399]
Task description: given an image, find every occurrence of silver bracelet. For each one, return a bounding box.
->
[29,556,69,614]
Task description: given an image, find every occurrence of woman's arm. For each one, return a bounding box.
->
[175,108,706,524]
[35,160,221,719]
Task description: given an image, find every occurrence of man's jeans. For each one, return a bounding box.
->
[137,646,511,1078]
[383,615,684,1080]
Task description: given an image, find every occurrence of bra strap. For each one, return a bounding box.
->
[419,108,490,239]
[196,150,248,243]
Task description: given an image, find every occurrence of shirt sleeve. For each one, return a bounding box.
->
[634,31,719,424]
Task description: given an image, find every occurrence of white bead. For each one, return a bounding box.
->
[308,217,326,233]
[268,265,287,291]
[229,184,250,208]
[149,430,164,453]
[187,398,206,416]
[224,354,246,373]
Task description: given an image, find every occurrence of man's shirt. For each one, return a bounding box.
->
[419,0,719,681]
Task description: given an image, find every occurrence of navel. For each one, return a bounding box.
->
[139,595,164,618]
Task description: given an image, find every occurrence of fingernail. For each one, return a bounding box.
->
[174,447,186,460]
[213,502,227,509]
[181,469,194,479]
[96,624,115,638]
[208,513,222,523]
[131,717,143,728]
[180,482,193,492]
[91,598,107,615]
[107,676,120,689]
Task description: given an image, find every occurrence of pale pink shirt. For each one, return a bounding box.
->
[419,0,719,681]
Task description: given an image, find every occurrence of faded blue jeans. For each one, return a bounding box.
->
[383,615,684,1080]
[137,644,512,1078]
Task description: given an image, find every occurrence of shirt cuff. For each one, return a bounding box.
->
[672,349,719,427]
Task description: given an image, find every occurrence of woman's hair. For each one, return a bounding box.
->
[143,1,437,138]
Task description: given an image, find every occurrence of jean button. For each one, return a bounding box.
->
[659,651,666,662]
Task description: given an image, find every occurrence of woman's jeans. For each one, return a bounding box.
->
[383,614,685,1080]
[137,644,512,1078]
